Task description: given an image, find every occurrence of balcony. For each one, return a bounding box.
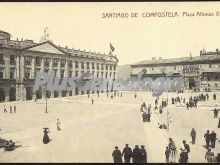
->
[44,62,49,67]
[61,63,65,68]
[0,60,5,65]
[53,63,58,67]
[10,61,16,65]
[36,62,41,67]
[25,61,31,66]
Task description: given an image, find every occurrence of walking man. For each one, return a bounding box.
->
[132,145,141,163]
[140,145,147,163]
[56,118,61,131]
[3,105,7,113]
[165,146,170,163]
[10,106,12,113]
[122,144,133,163]
[14,105,16,113]
[91,98,94,104]
[190,128,196,144]
[112,146,123,163]
[210,131,217,148]
[204,130,211,149]
[183,140,190,154]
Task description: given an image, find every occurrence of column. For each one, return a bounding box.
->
[64,60,68,77]
[57,59,61,77]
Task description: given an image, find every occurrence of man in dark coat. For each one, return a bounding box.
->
[210,131,217,148]
[214,108,218,118]
[183,140,190,154]
[204,130,211,149]
[140,145,147,163]
[179,148,188,163]
[112,146,123,163]
[190,128,196,144]
[132,145,141,163]
[122,144,133,163]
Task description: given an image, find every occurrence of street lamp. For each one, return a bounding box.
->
[44,85,48,113]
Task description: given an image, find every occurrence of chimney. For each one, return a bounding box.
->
[152,57,156,60]
[159,57,162,60]
[16,38,18,41]
[21,38,23,41]
[65,46,68,49]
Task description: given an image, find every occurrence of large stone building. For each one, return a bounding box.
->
[0,30,118,102]
[130,49,220,92]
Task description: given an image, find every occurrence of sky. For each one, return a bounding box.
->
[0,2,220,65]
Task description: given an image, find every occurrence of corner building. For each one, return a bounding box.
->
[0,30,118,102]
[130,49,220,92]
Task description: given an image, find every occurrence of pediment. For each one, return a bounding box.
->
[26,42,65,55]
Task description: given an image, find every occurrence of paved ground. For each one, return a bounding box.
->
[0,91,219,163]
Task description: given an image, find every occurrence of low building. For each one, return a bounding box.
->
[0,30,118,102]
[130,50,220,92]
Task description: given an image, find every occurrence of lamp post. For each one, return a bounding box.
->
[44,85,48,113]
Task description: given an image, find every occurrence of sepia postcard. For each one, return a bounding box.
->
[0,1,220,163]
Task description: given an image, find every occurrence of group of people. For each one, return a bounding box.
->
[204,130,217,149]
[165,138,190,163]
[3,105,16,113]
[43,118,61,144]
[112,144,147,163]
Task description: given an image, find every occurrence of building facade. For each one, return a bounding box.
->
[0,30,118,102]
[130,49,220,92]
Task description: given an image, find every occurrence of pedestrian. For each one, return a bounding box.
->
[183,140,190,153]
[213,93,216,100]
[56,118,61,131]
[112,146,123,163]
[134,93,137,98]
[179,148,188,163]
[3,105,7,113]
[14,105,16,113]
[210,131,217,148]
[140,145,147,163]
[43,128,51,144]
[91,98,94,104]
[122,144,133,163]
[132,145,141,163]
[165,146,170,163]
[205,148,214,163]
[111,95,113,99]
[168,138,177,157]
[214,108,218,118]
[142,112,147,122]
[204,130,211,149]
[10,106,12,113]
[190,128,196,144]
[121,93,122,97]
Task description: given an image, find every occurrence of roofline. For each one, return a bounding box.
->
[130,57,220,67]
[23,41,68,55]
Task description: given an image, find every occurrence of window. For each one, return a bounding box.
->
[68,71,72,78]
[101,64,104,70]
[44,58,49,67]
[92,63,95,69]
[81,62,84,69]
[113,72,116,79]
[215,83,218,87]
[60,69,65,78]
[10,69,15,79]
[36,57,41,66]
[61,60,66,67]
[0,53,4,64]
[87,62,90,69]
[97,71,99,78]
[25,56,32,65]
[53,59,59,67]
[25,68,31,79]
[105,72,108,78]
[68,61,72,68]
[10,55,16,65]
[75,61,79,68]
[36,68,41,74]
[209,64,212,68]
[110,65,112,70]
[0,68,4,79]
[97,63,99,70]
[101,72,103,78]
[113,65,116,71]
[174,66,176,70]
[106,64,108,70]
[75,70,78,77]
